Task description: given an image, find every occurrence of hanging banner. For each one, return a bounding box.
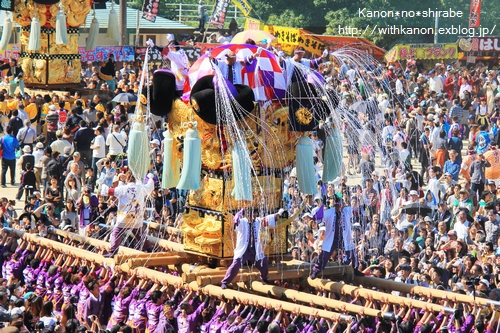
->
[0,44,20,61]
[0,0,14,11]
[298,30,327,56]
[134,47,163,63]
[210,0,231,28]
[468,0,481,28]
[142,0,160,23]
[265,25,300,46]
[231,0,251,17]
[79,46,135,62]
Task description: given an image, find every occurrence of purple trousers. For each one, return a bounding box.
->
[221,246,268,285]
[312,248,334,276]
[109,225,152,254]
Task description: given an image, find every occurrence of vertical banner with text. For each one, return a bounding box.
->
[210,0,231,28]
[468,0,482,28]
[231,0,252,17]
[142,0,160,23]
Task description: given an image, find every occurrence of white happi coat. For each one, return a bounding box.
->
[101,178,154,229]
[321,207,355,252]
[232,214,276,261]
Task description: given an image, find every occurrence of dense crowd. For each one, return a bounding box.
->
[0,35,499,332]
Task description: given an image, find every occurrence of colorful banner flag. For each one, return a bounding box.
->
[0,44,20,61]
[210,0,231,28]
[231,0,252,17]
[468,0,482,28]
[142,0,160,23]
[79,46,135,62]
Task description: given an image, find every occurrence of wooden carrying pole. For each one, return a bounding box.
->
[251,281,383,318]
[51,228,144,255]
[353,276,500,307]
[308,278,453,314]
[196,264,353,286]
[7,228,184,286]
[202,285,353,320]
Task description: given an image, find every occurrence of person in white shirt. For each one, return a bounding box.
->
[50,131,74,156]
[33,142,45,190]
[220,207,284,289]
[106,124,128,160]
[101,171,155,256]
[428,69,443,94]
[16,120,36,150]
[90,126,106,183]
[454,208,470,241]
[17,104,28,123]
[427,166,444,201]
[146,38,189,96]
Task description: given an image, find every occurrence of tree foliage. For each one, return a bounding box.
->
[246,0,498,49]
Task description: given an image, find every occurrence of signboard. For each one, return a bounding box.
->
[385,44,457,61]
[457,37,500,56]
[79,46,135,62]
[183,47,201,63]
[142,0,160,22]
[466,56,476,63]
[210,0,231,29]
[244,18,263,31]
[134,47,163,63]
[0,44,20,61]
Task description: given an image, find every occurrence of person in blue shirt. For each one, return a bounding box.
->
[1,125,19,187]
[443,149,461,181]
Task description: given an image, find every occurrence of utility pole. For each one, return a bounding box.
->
[120,0,127,45]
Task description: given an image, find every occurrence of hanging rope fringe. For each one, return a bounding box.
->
[86,9,99,51]
[28,16,41,51]
[106,2,120,43]
[177,121,201,190]
[0,16,12,51]
[295,136,317,194]
[231,140,253,201]
[162,130,180,189]
[55,3,68,44]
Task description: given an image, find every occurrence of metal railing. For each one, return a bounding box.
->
[164,3,245,27]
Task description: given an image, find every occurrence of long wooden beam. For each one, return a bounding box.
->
[202,284,355,321]
[308,278,454,314]
[251,281,383,317]
[96,223,185,252]
[7,228,184,285]
[195,264,353,285]
[51,228,144,255]
[354,276,500,307]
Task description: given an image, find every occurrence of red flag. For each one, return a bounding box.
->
[468,0,482,28]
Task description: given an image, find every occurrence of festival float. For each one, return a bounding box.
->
[11,0,91,87]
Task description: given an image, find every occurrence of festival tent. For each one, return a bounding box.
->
[309,35,386,61]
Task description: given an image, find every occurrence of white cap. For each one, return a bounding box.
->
[22,145,31,153]
[480,279,490,288]
[409,190,419,196]
[150,139,160,146]
[319,226,326,232]
[49,105,57,111]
